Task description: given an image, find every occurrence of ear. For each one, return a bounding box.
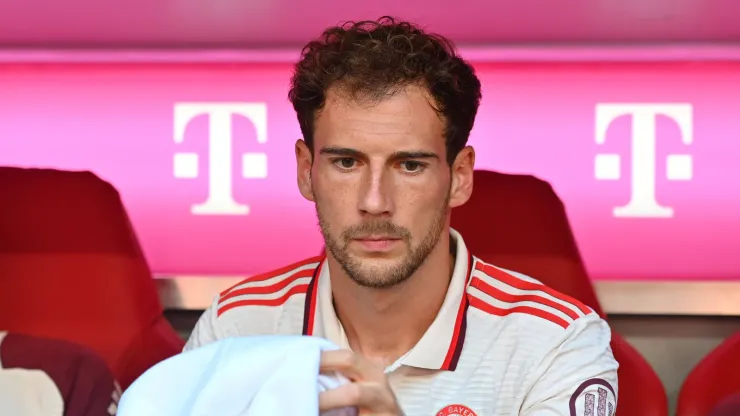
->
[295,139,315,201]
[448,146,475,208]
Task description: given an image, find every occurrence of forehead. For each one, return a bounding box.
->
[313,85,445,152]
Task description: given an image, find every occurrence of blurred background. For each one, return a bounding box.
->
[1,0,740,414]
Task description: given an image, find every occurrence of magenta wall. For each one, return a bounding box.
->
[1,61,738,281]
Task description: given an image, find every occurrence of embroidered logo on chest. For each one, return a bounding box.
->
[436,404,478,416]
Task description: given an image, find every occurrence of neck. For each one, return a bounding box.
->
[329,231,455,368]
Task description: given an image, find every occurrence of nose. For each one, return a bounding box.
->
[357,166,393,216]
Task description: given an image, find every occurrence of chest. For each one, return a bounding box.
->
[387,363,530,416]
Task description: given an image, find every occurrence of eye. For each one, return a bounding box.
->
[332,158,357,170]
[400,161,426,173]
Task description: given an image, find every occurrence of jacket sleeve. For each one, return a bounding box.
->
[520,314,619,416]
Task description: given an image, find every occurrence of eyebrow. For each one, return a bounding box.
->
[319,146,363,157]
[319,146,440,160]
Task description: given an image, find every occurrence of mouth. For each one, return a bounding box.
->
[352,236,402,252]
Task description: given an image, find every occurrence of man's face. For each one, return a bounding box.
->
[295,85,474,288]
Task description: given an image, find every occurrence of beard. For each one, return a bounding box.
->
[316,192,450,289]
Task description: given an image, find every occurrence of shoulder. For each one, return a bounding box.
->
[0,332,120,414]
[1,332,114,374]
[466,257,596,331]
[185,256,323,350]
[217,255,323,317]
[463,259,617,407]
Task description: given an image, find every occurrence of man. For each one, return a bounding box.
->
[708,394,740,416]
[185,17,618,416]
[0,331,121,415]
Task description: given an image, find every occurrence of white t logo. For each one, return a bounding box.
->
[594,103,693,218]
[173,102,268,215]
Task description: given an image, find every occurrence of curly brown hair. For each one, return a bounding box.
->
[288,16,482,165]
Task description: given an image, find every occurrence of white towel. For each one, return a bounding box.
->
[117,335,358,416]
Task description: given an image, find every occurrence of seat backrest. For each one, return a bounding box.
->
[677,331,740,416]
[451,170,603,315]
[0,167,178,385]
[451,169,667,416]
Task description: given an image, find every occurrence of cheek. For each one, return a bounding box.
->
[401,173,449,205]
[315,164,368,199]
[396,182,448,225]
[313,173,357,217]
[314,165,357,192]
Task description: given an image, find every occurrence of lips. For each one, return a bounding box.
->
[352,237,401,251]
[354,236,401,241]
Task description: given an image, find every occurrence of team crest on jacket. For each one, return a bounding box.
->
[436,404,478,416]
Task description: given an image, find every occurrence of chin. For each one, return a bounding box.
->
[348,252,404,267]
[350,271,410,289]
[348,261,414,287]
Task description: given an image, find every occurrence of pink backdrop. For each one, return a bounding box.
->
[1,62,738,281]
[2,0,739,45]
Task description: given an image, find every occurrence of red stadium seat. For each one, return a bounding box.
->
[677,331,740,416]
[0,167,184,389]
[451,170,668,416]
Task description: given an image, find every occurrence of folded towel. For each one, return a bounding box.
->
[118,335,358,416]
